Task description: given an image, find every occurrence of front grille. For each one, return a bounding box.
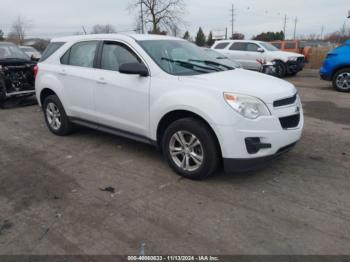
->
[273,94,297,107]
[297,57,305,63]
[279,114,300,129]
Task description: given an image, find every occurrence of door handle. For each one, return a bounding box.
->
[97,77,107,85]
[59,69,67,76]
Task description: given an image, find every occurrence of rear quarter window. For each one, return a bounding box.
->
[40,42,65,62]
[214,42,230,49]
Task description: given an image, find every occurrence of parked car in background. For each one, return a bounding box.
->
[19,46,42,61]
[36,34,303,179]
[212,40,305,78]
[270,40,312,62]
[0,42,36,107]
[320,39,350,92]
[202,48,242,68]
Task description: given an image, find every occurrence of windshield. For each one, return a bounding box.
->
[21,47,36,52]
[138,40,235,76]
[203,48,241,68]
[0,44,30,60]
[259,42,279,51]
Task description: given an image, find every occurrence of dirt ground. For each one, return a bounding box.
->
[0,69,349,255]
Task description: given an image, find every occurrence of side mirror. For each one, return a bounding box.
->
[257,48,265,53]
[31,55,39,62]
[119,63,149,77]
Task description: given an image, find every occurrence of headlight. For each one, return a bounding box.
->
[223,93,271,120]
[288,57,298,61]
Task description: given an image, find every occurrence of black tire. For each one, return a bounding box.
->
[332,68,350,92]
[162,118,220,180]
[274,61,287,78]
[0,78,6,108]
[43,95,73,136]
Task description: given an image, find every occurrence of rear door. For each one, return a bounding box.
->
[93,41,151,137]
[59,41,99,120]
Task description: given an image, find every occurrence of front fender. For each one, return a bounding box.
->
[149,88,239,141]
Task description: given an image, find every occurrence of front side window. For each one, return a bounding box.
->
[61,41,98,68]
[101,42,141,71]
[246,43,260,52]
[229,43,247,51]
[139,40,235,76]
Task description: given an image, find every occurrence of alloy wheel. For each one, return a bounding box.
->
[336,72,350,90]
[46,102,62,131]
[169,131,204,172]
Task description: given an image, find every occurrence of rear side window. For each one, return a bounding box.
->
[40,42,65,62]
[214,42,230,50]
[61,41,98,68]
[229,42,247,51]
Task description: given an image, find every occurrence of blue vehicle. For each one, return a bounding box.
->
[320,39,350,92]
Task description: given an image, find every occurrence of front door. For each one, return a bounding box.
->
[93,41,151,137]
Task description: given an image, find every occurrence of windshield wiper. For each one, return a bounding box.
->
[161,57,222,72]
[189,59,234,70]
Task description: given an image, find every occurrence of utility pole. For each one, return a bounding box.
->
[342,21,346,36]
[320,25,324,40]
[293,17,298,40]
[140,0,145,34]
[283,15,288,40]
[230,4,236,38]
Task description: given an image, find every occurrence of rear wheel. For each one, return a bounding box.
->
[333,68,350,92]
[274,61,287,78]
[43,95,73,136]
[162,118,220,180]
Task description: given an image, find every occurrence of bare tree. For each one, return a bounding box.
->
[130,0,186,34]
[91,24,116,34]
[9,16,32,45]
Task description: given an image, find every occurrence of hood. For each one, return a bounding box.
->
[180,69,297,104]
[270,50,304,59]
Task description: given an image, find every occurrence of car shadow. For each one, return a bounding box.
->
[0,96,37,109]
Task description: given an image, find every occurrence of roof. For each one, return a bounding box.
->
[214,39,264,44]
[344,39,350,45]
[51,33,183,43]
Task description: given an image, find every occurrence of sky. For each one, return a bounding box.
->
[0,0,349,39]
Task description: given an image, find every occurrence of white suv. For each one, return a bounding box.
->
[35,34,304,179]
[212,40,305,78]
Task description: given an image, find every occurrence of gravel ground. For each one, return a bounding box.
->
[0,69,349,255]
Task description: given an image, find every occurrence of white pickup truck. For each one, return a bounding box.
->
[212,40,305,78]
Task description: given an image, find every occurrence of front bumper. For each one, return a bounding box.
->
[214,99,304,173]
[223,142,297,173]
[286,59,305,74]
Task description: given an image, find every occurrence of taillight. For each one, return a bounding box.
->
[33,65,39,79]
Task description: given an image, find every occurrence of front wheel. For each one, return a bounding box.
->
[162,118,220,180]
[274,61,287,78]
[333,68,350,92]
